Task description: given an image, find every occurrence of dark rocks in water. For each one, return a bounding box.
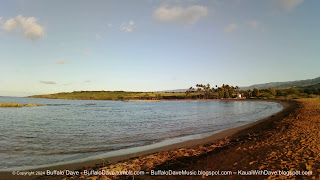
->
[86,103,97,105]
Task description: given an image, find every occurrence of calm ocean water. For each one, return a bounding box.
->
[0,96,283,171]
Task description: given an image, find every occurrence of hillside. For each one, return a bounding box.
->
[242,76,320,90]
[29,91,187,100]
[155,89,188,93]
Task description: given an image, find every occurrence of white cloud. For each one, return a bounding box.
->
[3,18,18,31]
[95,33,101,39]
[40,81,56,85]
[153,5,208,25]
[224,23,238,33]
[107,23,113,28]
[56,60,69,64]
[247,21,261,28]
[83,51,90,56]
[2,15,45,40]
[273,0,304,11]
[120,20,135,32]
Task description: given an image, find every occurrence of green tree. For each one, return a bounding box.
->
[245,89,252,98]
[252,88,260,97]
[196,84,202,99]
[276,89,284,96]
[229,86,235,98]
[185,87,194,98]
[286,88,299,95]
[203,83,211,99]
[155,94,162,100]
[143,93,150,100]
[268,88,276,96]
[312,88,320,95]
[218,87,224,99]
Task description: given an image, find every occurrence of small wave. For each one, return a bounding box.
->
[39,145,132,156]
[86,103,97,106]
[46,104,70,106]
[38,139,158,156]
[39,152,65,155]
[234,120,247,124]
[15,135,37,139]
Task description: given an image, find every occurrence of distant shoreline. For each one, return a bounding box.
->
[0,99,296,180]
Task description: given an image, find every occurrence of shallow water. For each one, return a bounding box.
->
[0,96,283,171]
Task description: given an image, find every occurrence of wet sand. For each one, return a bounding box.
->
[0,99,300,180]
[129,99,319,180]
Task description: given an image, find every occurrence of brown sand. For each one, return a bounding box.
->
[138,99,319,180]
[0,99,305,180]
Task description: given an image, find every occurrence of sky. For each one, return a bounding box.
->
[0,0,319,96]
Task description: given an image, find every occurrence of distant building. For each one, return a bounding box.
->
[236,93,244,99]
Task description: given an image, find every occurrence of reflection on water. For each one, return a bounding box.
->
[0,97,283,171]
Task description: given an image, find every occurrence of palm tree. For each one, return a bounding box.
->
[230,86,235,98]
[211,87,215,98]
[185,87,193,98]
[234,86,239,98]
[201,83,210,99]
[197,87,202,99]
[218,87,224,99]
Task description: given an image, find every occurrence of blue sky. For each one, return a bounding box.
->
[0,0,319,96]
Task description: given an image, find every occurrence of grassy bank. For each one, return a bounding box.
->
[29,91,187,100]
[0,103,44,107]
[25,103,43,107]
[0,103,24,107]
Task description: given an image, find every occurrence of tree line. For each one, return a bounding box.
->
[185,83,240,99]
[185,83,320,99]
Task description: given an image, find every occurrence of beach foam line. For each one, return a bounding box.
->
[0,129,226,172]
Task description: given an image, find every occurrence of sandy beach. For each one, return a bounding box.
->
[1,99,312,180]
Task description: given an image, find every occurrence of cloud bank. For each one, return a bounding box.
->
[248,21,262,28]
[2,15,45,40]
[120,20,135,32]
[153,5,208,25]
[40,81,56,84]
[224,23,238,33]
[83,51,90,56]
[273,0,304,11]
[56,60,69,64]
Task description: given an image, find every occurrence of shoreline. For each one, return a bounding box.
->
[27,95,269,102]
[0,99,297,179]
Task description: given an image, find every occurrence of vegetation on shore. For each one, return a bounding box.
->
[25,103,43,107]
[29,91,186,100]
[0,103,24,107]
[185,83,320,99]
[0,103,44,107]
[29,83,320,100]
